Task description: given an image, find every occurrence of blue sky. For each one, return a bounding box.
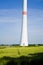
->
[0,0,43,45]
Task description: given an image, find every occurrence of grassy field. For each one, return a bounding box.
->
[0,46,43,57]
[0,46,43,65]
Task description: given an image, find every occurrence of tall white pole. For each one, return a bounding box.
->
[20,0,28,46]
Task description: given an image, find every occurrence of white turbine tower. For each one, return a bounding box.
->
[20,0,28,46]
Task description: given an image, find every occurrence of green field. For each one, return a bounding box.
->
[0,46,43,65]
[0,46,43,58]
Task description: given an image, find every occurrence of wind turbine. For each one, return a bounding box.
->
[20,0,28,46]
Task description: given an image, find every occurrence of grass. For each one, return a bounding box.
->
[0,46,43,65]
[0,46,43,58]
